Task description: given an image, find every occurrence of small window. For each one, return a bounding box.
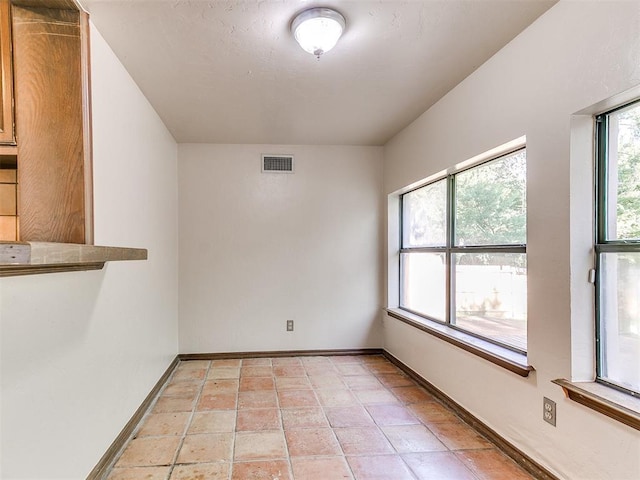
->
[400,148,527,352]
[595,99,640,396]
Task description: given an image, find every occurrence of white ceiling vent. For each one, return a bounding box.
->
[262,155,294,173]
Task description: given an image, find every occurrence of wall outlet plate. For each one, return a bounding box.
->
[286,320,294,332]
[543,397,556,426]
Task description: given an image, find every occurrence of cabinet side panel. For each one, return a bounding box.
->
[80,11,93,244]
[13,6,85,243]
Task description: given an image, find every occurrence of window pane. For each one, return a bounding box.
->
[605,102,640,240]
[402,180,447,247]
[455,150,526,246]
[599,252,640,393]
[452,253,527,351]
[400,252,446,321]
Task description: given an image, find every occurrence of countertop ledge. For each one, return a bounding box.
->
[0,242,148,277]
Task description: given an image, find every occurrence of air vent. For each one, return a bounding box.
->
[262,155,294,173]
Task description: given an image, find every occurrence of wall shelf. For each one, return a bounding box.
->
[552,379,640,431]
[0,241,147,277]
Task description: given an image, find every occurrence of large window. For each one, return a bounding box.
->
[400,149,527,352]
[400,148,527,353]
[596,100,640,396]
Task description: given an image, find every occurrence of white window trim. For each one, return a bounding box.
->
[559,83,640,427]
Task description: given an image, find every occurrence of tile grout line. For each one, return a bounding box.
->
[235,358,291,474]
[353,357,418,480]
[229,358,242,480]
[367,362,432,480]
[165,359,213,479]
[271,357,296,480]
[332,357,366,480]
[404,385,491,480]
[310,357,354,480]
[368,362,487,480]
[101,360,183,479]
[373,363,423,480]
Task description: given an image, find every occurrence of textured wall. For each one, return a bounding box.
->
[0,24,179,478]
[383,2,640,479]
[178,144,384,354]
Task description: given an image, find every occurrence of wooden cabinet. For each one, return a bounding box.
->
[0,0,17,241]
[0,1,93,244]
[0,155,17,240]
[13,4,91,243]
[0,0,14,145]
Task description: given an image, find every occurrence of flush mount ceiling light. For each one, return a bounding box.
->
[291,7,345,59]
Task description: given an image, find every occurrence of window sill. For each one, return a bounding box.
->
[552,379,640,431]
[0,241,147,277]
[385,308,534,377]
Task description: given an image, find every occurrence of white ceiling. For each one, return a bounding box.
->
[80,0,556,146]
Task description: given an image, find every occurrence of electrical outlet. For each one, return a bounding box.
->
[286,320,294,332]
[543,397,556,426]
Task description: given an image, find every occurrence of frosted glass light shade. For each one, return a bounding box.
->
[291,8,345,58]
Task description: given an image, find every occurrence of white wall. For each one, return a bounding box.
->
[0,24,179,479]
[179,144,383,353]
[383,2,640,479]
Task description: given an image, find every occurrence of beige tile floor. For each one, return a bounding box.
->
[105,355,535,480]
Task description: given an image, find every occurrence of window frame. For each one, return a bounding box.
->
[399,147,527,355]
[594,99,640,398]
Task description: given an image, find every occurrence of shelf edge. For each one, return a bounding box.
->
[0,241,147,277]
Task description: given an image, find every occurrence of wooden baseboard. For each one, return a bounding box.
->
[383,351,560,480]
[86,356,180,480]
[178,348,383,361]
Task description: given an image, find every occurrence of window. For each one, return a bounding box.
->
[595,100,640,396]
[400,149,527,353]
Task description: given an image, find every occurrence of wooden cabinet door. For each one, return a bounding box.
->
[0,0,15,145]
[13,5,89,243]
